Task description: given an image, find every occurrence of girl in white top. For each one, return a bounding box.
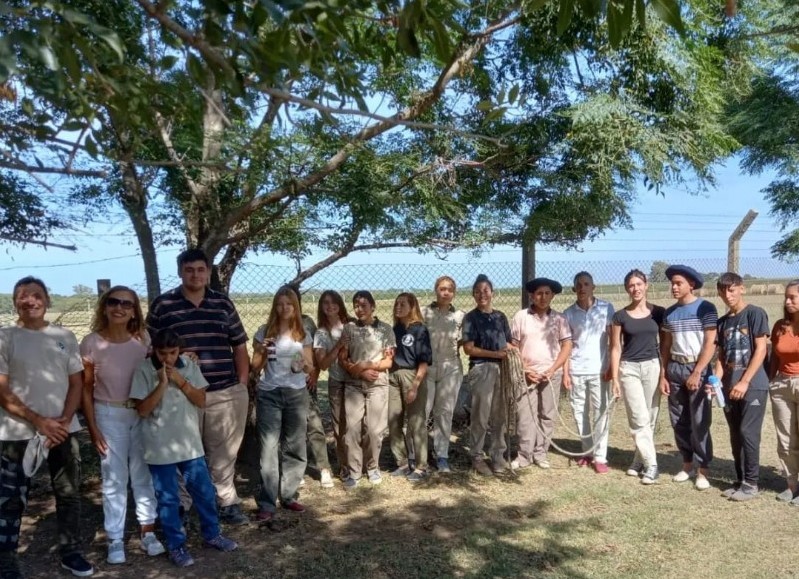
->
[313,290,351,480]
[80,286,165,564]
[250,287,314,521]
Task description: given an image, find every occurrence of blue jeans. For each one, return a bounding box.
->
[149,457,219,550]
[257,387,308,512]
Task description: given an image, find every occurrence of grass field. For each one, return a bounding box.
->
[17,383,798,579]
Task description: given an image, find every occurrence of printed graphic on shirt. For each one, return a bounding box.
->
[721,322,751,369]
[402,334,415,347]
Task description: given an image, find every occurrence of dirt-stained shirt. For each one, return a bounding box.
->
[422,304,464,363]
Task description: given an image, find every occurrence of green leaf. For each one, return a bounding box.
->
[508,84,520,105]
[607,2,622,48]
[61,48,81,81]
[428,18,452,63]
[84,135,98,157]
[186,52,206,83]
[159,55,179,69]
[38,46,58,71]
[397,26,421,58]
[557,0,574,35]
[525,0,550,11]
[476,100,493,111]
[650,0,684,35]
[787,43,799,53]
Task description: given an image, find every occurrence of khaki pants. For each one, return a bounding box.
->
[328,378,347,472]
[198,382,248,507]
[307,391,331,472]
[388,369,428,469]
[467,362,506,463]
[425,358,463,459]
[516,374,560,465]
[344,383,388,479]
[620,359,661,468]
[569,374,610,462]
[770,373,799,485]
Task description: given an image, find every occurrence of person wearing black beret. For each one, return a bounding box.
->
[660,264,718,490]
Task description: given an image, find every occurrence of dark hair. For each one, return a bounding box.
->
[782,280,799,325]
[317,290,349,330]
[152,329,184,350]
[573,271,594,286]
[472,274,493,293]
[716,272,743,290]
[352,290,376,308]
[177,248,210,269]
[624,269,647,286]
[13,276,51,307]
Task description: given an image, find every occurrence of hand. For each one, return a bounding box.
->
[685,372,701,391]
[405,387,418,404]
[524,370,543,385]
[35,416,69,446]
[361,369,380,382]
[561,373,572,390]
[660,376,670,396]
[495,350,508,360]
[729,380,750,401]
[350,361,368,375]
[89,429,109,457]
[602,368,613,382]
[611,379,621,400]
[183,351,200,363]
[166,366,185,387]
[306,373,318,392]
[157,366,168,385]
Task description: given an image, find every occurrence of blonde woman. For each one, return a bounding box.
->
[81,286,164,563]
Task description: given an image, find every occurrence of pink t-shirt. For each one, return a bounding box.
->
[511,308,572,373]
[80,332,149,402]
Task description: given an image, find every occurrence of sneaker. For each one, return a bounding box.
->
[492,459,510,475]
[730,483,759,502]
[436,457,452,473]
[593,461,609,474]
[140,532,165,557]
[282,500,306,512]
[367,469,383,485]
[626,461,644,477]
[339,468,349,481]
[390,465,411,477]
[576,456,592,468]
[169,545,195,568]
[472,458,493,476]
[320,469,334,488]
[695,474,711,491]
[255,509,274,523]
[641,465,659,485]
[107,539,125,565]
[203,534,238,552]
[299,477,306,487]
[219,503,249,526]
[534,458,551,470]
[60,553,94,577]
[343,477,360,490]
[672,469,694,483]
[777,488,796,502]
[721,482,742,498]
[407,470,426,483]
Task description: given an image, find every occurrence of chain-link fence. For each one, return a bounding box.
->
[36,255,798,344]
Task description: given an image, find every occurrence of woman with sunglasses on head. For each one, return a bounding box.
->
[80,286,165,564]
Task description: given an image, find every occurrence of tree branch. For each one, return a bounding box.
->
[0,235,77,250]
[0,151,106,178]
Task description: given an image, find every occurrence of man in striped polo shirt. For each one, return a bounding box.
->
[147,249,250,525]
[659,264,718,491]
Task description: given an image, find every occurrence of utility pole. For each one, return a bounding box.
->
[727,209,758,273]
[521,240,535,309]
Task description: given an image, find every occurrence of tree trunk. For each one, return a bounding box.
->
[118,161,161,303]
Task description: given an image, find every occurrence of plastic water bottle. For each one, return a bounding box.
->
[706,375,725,409]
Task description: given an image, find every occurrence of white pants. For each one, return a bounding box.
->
[96,404,158,540]
[569,375,610,463]
[620,359,662,468]
[425,359,463,458]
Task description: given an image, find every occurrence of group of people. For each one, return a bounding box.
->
[0,249,796,578]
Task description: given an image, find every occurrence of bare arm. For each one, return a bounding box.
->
[61,372,84,424]
[546,340,572,379]
[713,347,723,382]
[462,342,507,360]
[136,369,168,418]
[729,335,768,401]
[686,328,717,390]
[659,331,673,395]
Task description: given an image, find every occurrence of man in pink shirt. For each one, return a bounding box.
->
[511,278,572,469]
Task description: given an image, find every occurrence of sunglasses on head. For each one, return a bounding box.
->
[106,297,135,309]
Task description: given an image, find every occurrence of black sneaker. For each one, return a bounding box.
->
[60,553,94,577]
[219,503,249,525]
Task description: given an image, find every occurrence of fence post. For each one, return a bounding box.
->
[727,209,758,274]
[521,241,535,309]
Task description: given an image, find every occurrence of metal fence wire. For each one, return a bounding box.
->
[41,255,797,344]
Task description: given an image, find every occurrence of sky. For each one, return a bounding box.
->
[0,160,791,295]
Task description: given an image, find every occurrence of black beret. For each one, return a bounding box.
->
[665,265,704,289]
[525,277,563,294]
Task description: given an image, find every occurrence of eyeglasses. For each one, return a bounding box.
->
[106,297,135,309]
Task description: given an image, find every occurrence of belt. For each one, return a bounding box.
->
[95,399,137,409]
[670,354,699,365]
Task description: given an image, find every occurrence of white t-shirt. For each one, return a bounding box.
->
[254,325,312,391]
[314,325,347,382]
[80,332,149,402]
[129,355,208,465]
[0,324,83,440]
[563,299,615,375]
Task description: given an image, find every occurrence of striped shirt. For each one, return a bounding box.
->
[146,287,248,391]
[663,298,718,359]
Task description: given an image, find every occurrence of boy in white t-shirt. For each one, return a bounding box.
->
[131,329,238,568]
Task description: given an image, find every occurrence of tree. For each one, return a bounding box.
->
[2,0,750,299]
[649,260,669,283]
[71,284,93,296]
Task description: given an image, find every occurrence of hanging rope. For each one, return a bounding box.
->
[500,348,527,436]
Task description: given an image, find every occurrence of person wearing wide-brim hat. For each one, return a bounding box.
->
[510,277,572,470]
[659,264,719,491]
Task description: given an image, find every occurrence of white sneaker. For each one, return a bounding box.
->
[320,469,334,488]
[672,470,694,483]
[107,539,126,564]
[695,474,711,491]
[140,532,166,557]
